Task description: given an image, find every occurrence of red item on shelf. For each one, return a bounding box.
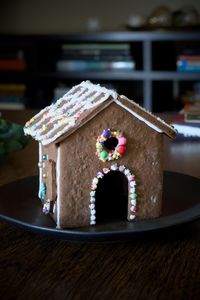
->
[0,58,26,71]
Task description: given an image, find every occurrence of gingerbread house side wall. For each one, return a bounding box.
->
[58,102,164,228]
[38,143,58,223]
[56,145,61,227]
[38,142,43,199]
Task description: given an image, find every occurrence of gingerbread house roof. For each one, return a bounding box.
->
[24,81,176,145]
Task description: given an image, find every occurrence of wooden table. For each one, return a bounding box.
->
[1,110,200,300]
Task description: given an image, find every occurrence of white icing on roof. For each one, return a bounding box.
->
[115,100,162,133]
[24,81,176,145]
[120,95,174,132]
[80,80,118,99]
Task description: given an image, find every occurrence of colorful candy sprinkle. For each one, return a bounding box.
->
[111,163,118,170]
[103,129,111,138]
[131,199,136,206]
[96,173,102,179]
[90,197,95,203]
[103,168,110,174]
[42,199,50,215]
[100,150,108,159]
[92,178,99,184]
[42,154,48,160]
[117,145,126,155]
[118,137,126,145]
[130,193,137,199]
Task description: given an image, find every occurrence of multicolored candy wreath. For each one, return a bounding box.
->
[96,129,127,162]
[89,164,138,225]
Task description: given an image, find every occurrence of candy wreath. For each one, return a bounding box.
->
[96,129,127,162]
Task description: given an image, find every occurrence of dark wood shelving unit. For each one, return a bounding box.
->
[0,31,200,111]
[39,70,200,81]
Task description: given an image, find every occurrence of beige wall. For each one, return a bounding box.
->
[1,0,200,34]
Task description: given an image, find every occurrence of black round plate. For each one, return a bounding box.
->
[0,171,200,242]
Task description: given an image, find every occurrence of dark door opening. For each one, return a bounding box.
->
[95,170,128,223]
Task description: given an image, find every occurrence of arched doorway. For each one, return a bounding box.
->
[95,170,128,223]
[89,164,137,225]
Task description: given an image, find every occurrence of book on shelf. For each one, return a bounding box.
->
[180,82,200,104]
[61,53,133,61]
[185,111,200,122]
[177,55,200,72]
[0,84,26,93]
[0,49,24,59]
[0,50,26,71]
[0,84,26,110]
[60,43,132,59]
[0,102,25,110]
[56,60,135,72]
[57,43,135,72]
[183,102,200,122]
[171,107,200,141]
[0,58,26,71]
[61,43,131,52]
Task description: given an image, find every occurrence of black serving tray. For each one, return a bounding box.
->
[1,171,200,242]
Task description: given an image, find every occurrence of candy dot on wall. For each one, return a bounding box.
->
[118,137,126,145]
[103,129,111,139]
[100,150,108,159]
[117,145,126,155]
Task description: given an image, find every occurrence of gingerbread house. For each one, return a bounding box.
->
[24,81,176,228]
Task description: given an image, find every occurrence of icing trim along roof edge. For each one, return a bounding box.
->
[115,100,162,133]
[24,81,176,145]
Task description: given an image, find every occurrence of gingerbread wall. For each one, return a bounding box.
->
[41,143,58,222]
[58,102,163,228]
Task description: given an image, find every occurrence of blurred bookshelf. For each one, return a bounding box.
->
[0,31,200,112]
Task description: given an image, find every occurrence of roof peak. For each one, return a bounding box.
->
[79,80,118,99]
[24,81,176,145]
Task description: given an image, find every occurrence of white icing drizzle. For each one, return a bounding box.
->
[28,87,86,139]
[30,91,80,131]
[151,195,157,204]
[37,89,96,141]
[56,145,61,228]
[120,95,175,132]
[38,143,43,198]
[42,90,112,145]
[115,100,162,133]
[24,80,176,146]
[25,84,80,130]
[80,80,118,99]
[25,80,117,145]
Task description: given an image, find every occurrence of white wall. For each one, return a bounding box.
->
[1,0,200,34]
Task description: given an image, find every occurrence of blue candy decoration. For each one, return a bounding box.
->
[38,182,46,199]
[42,199,50,215]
